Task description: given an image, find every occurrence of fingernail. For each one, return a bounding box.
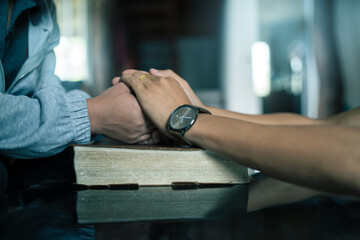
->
[151,68,159,72]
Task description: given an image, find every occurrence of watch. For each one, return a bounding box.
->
[167,104,211,146]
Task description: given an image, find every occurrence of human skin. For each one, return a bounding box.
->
[120,69,360,197]
[86,82,159,144]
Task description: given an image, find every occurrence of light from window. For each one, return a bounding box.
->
[251,41,271,97]
[54,0,89,82]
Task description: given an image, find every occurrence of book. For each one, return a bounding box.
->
[76,185,249,223]
[73,138,250,186]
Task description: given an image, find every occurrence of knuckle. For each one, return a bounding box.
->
[131,71,141,78]
[120,75,129,83]
[158,76,168,83]
[168,76,176,82]
[127,76,137,86]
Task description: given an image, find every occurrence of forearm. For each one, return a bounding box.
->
[86,98,101,134]
[186,114,360,196]
[147,68,318,126]
[324,107,360,127]
[0,89,91,159]
[205,106,322,126]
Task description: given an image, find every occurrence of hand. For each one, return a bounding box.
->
[87,82,158,144]
[120,71,192,137]
[112,70,149,86]
[122,68,205,108]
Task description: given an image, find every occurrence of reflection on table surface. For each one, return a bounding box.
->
[1,174,360,240]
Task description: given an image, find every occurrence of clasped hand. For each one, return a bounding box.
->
[87,81,159,144]
[87,69,200,144]
[119,69,200,139]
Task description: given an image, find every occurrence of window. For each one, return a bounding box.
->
[53,0,89,82]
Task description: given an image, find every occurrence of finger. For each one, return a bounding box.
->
[116,82,132,93]
[149,68,166,77]
[150,68,177,78]
[150,69,184,85]
[135,133,152,144]
[122,69,149,76]
[137,138,154,145]
[138,130,161,145]
[137,139,152,145]
[120,73,146,94]
[112,77,121,86]
[151,129,160,144]
[131,71,152,88]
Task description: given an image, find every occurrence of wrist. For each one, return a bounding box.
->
[166,105,211,146]
[184,113,210,144]
[86,98,102,134]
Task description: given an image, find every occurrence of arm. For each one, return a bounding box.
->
[0,51,91,159]
[0,1,90,159]
[186,114,360,196]
[0,74,156,159]
[120,71,360,196]
[148,69,322,126]
[204,107,322,125]
[149,69,360,126]
[125,68,321,125]
[0,0,156,159]
[149,68,360,126]
[205,104,360,127]
[324,108,360,127]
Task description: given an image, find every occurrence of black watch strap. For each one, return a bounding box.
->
[170,130,193,146]
[168,105,211,146]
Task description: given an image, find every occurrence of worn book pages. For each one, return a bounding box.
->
[73,143,250,186]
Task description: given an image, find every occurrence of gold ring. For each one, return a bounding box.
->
[138,74,147,81]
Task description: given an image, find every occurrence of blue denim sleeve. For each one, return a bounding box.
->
[0,0,92,159]
[0,52,91,159]
[0,85,91,159]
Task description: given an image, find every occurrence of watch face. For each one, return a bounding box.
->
[170,106,197,130]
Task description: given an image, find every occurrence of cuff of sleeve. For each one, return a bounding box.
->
[65,90,91,144]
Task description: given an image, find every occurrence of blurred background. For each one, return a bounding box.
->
[53,0,360,118]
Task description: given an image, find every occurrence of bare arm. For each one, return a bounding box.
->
[185,114,360,196]
[205,106,322,125]
[120,71,360,197]
[149,69,324,126]
[324,108,360,127]
[134,69,360,127]
[206,106,360,127]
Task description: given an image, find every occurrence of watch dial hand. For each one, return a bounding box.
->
[179,115,192,123]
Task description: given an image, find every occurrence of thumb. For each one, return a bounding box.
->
[112,77,120,86]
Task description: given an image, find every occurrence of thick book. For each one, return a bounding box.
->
[73,139,250,186]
